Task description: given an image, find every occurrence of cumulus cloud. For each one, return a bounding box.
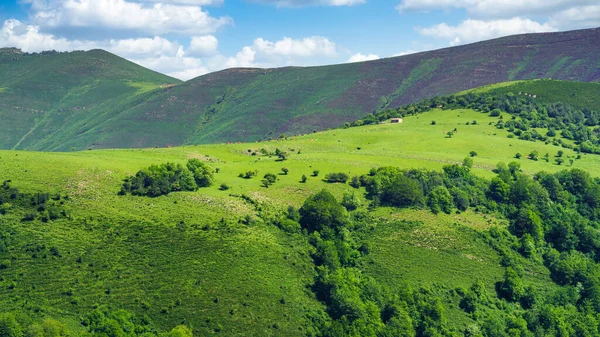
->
[0,19,96,51]
[250,0,365,7]
[189,35,219,56]
[346,53,379,63]
[547,5,600,30]
[396,0,596,19]
[417,18,556,46]
[26,0,232,35]
[226,36,339,68]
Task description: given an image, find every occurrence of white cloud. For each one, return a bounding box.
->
[226,36,339,68]
[253,36,337,57]
[393,50,417,57]
[141,0,222,4]
[396,0,596,19]
[0,19,96,51]
[250,0,365,7]
[27,0,232,35]
[548,5,600,30]
[0,20,344,80]
[346,53,379,63]
[417,18,556,46]
[189,35,219,56]
[107,36,181,57]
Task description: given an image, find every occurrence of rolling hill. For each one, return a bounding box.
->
[1,27,599,151]
[2,81,600,335]
[0,48,181,151]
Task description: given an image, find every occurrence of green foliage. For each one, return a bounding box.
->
[299,190,348,232]
[186,159,214,187]
[323,172,349,183]
[0,313,22,337]
[120,162,199,197]
[427,186,453,214]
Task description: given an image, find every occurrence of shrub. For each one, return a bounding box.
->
[341,192,361,211]
[281,167,289,175]
[219,183,230,191]
[301,175,307,183]
[431,120,436,125]
[349,176,361,188]
[264,173,277,184]
[324,172,349,183]
[515,153,522,159]
[469,151,478,157]
[312,170,320,177]
[120,162,198,197]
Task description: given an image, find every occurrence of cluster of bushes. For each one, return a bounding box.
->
[323,172,349,183]
[0,180,67,222]
[120,159,214,197]
[0,309,194,337]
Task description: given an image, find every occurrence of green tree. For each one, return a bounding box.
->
[427,186,453,214]
[161,325,193,337]
[299,190,348,232]
[186,159,214,187]
[488,177,510,203]
[301,174,307,183]
[0,313,22,337]
[498,267,524,302]
[281,167,289,175]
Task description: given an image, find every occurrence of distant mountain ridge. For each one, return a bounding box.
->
[1,27,599,151]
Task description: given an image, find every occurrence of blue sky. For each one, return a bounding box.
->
[0,0,598,80]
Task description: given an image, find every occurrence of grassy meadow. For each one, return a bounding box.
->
[1,106,588,334]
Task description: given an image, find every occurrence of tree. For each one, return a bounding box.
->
[497,267,524,302]
[557,150,564,157]
[488,177,510,203]
[162,325,193,337]
[299,190,348,232]
[469,151,478,157]
[446,131,454,138]
[301,174,307,183]
[515,153,522,159]
[312,170,320,177]
[341,192,361,211]
[281,167,289,175]
[431,120,436,125]
[0,313,22,337]
[555,158,564,165]
[186,159,214,187]
[427,186,453,214]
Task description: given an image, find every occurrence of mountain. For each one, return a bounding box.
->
[0,48,181,150]
[1,28,600,151]
[2,81,600,335]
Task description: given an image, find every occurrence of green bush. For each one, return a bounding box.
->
[324,172,349,183]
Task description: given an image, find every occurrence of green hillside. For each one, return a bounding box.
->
[0,48,181,150]
[2,80,600,335]
[1,28,600,151]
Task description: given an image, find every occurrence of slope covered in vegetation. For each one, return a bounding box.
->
[0,48,181,151]
[1,28,600,151]
[2,81,600,335]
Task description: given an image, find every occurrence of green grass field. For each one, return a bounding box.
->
[1,106,588,334]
